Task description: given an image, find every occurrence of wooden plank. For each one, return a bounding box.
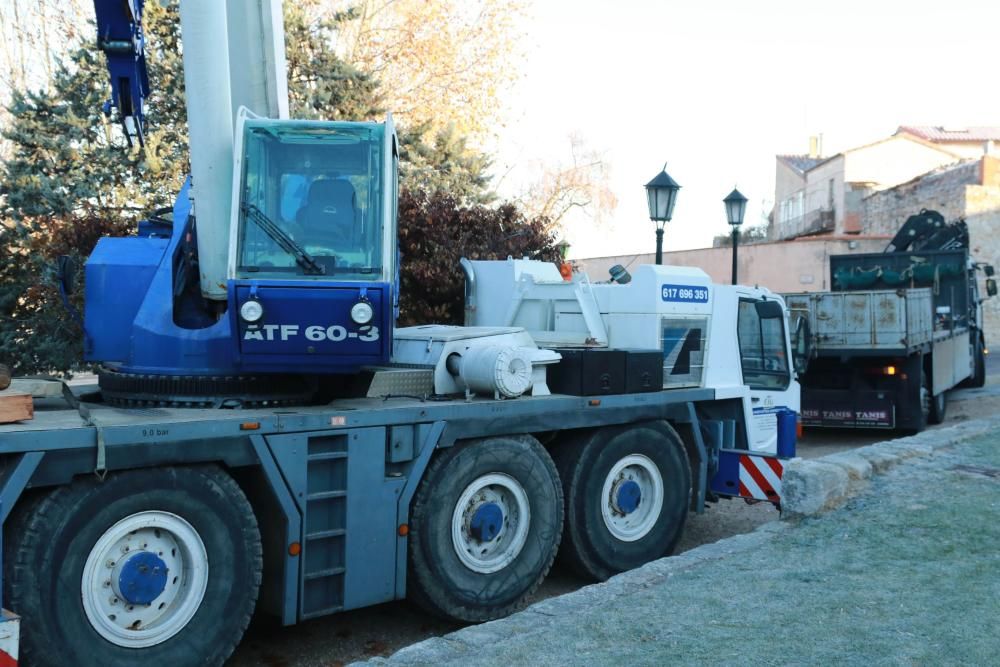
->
[6,378,64,398]
[0,392,33,424]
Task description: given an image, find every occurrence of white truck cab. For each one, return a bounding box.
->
[462,259,800,454]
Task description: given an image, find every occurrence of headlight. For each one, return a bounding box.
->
[240,299,264,323]
[350,301,374,325]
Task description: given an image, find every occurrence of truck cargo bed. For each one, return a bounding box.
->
[783,288,963,355]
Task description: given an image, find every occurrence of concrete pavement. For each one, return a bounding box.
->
[364,416,1000,666]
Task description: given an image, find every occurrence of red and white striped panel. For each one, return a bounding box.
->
[0,610,19,667]
[739,455,783,503]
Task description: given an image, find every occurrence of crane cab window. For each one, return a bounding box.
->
[737,299,790,390]
[236,121,385,280]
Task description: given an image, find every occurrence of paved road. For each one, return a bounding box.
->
[369,425,1000,666]
[230,367,1000,666]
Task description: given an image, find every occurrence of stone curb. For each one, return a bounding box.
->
[781,414,1000,518]
[358,414,1000,666]
[358,521,792,666]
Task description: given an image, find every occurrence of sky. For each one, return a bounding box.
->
[492,0,1000,262]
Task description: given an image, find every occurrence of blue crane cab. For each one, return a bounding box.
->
[228,115,398,372]
[85,114,398,401]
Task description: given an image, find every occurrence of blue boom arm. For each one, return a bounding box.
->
[93,0,149,146]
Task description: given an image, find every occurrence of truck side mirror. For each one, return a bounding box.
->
[987,278,998,298]
[984,264,995,277]
[791,313,811,375]
[57,255,78,296]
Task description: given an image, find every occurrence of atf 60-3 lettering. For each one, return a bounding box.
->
[243,324,380,342]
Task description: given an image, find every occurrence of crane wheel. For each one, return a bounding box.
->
[407,434,563,622]
[3,465,262,666]
[0,364,10,391]
[551,421,691,582]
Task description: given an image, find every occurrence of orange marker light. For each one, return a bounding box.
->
[288,542,301,556]
[240,421,261,431]
[588,399,602,407]
[398,524,410,537]
[885,365,896,376]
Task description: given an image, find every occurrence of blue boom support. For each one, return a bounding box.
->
[93,0,149,145]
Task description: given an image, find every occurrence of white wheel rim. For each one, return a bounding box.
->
[600,454,664,542]
[81,511,209,648]
[451,473,531,574]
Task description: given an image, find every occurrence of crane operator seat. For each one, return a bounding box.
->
[295,178,357,250]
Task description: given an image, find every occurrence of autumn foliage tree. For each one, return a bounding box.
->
[398,189,559,326]
[519,133,618,230]
[330,0,525,146]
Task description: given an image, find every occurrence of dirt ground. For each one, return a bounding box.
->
[229,367,1000,666]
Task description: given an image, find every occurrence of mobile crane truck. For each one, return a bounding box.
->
[784,210,995,432]
[0,1,806,664]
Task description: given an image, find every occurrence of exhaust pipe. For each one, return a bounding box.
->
[460,257,476,326]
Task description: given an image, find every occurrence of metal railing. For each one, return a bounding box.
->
[776,207,835,239]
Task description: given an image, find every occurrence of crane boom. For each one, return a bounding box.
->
[93,0,290,300]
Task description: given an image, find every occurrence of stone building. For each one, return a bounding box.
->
[773,133,962,241]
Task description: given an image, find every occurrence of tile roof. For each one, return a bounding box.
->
[776,154,825,174]
[897,126,1000,142]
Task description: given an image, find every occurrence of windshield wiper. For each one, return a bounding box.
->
[242,203,325,275]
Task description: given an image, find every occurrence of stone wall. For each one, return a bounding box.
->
[965,185,1000,340]
[574,237,889,294]
[862,160,981,236]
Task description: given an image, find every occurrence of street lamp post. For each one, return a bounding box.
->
[724,188,748,285]
[645,166,681,265]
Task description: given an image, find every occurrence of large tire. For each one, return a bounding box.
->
[551,421,691,582]
[407,435,563,622]
[967,336,986,388]
[4,466,262,667]
[925,367,947,425]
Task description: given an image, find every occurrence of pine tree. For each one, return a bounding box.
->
[284,5,383,122]
[399,122,495,205]
[0,1,186,375]
[0,0,187,225]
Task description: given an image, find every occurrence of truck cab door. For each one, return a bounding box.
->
[736,295,800,453]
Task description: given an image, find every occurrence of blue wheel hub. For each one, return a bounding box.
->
[469,502,504,542]
[616,480,642,515]
[117,551,169,605]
